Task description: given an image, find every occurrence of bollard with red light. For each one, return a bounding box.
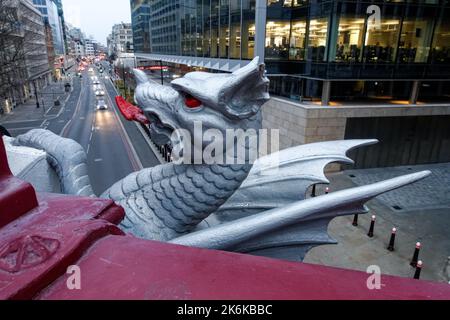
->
[325,187,330,195]
[368,215,376,238]
[414,261,423,280]
[387,228,397,251]
[410,242,422,267]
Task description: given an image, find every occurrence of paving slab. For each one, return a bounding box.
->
[305,163,450,283]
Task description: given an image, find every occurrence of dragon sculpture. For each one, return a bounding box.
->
[3,57,430,262]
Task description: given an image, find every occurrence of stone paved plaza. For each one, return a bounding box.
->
[346,163,450,212]
[305,162,450,283]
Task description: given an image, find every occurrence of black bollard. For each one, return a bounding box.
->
[311,184,317,198]
[387,228,397,252]
[352,214,359,227]
[368,215,376,238]
[410,242,422,267]
[414,261,423,280]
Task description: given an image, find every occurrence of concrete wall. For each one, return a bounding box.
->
[262,97,450,170]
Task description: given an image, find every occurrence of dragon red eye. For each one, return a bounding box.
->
[184,94,202,109]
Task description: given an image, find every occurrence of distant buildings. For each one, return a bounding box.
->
[1,0,51,111]
[31,0,65,55]
[85,39,96,56]
[1,0,105,115]
[66,25,85,57]
[107,23,134,58]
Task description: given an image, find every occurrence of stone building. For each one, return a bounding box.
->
[1,0,51,112]
[108,23,134,58]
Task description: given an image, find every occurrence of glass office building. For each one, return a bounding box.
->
[150,0,181,55]
[132,0,450,104]
[263,0,449,103]
[131,0,152,53]
[178,0,256,59]
[32,0,65,55]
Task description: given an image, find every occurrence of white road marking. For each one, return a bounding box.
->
[94,158,103,162]
[106,79,144,170]
[60,81,84,137]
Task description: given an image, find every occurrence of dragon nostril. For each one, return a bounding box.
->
[184,94,202,109]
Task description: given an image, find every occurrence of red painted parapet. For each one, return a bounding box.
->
[115,96,149,125]
[1,139,450,300]
[0,136,38,229]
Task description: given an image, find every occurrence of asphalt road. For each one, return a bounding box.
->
[59,68,142,195]
[2,64,162,195]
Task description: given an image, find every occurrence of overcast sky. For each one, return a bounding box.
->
[62,0,131,45]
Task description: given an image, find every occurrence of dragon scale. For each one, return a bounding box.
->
[102,163,252,241]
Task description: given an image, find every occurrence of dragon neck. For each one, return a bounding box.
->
[112,117,263,241]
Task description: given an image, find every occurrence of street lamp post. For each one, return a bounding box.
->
[33,81,40,109]
[159,60,164,85]
[120,61,126,97]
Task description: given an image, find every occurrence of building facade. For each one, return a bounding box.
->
[132,0,450,168]
[44,21,56,77]
[66,25,85,58]
[108,23,134,58]
[130,0,152,53]
[31,0,65,55]
[75,42,85,57]
[52,0,68,53]
[85,39,96,56]
[1,0,51,112]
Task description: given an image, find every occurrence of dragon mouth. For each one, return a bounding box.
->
[146,112,174,146]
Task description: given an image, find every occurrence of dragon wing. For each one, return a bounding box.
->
[207,139,378,223]
[172,171,431,262]
[194,139,412,262]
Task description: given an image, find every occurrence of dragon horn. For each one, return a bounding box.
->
[133,69,149,85]
[170,171,431,250]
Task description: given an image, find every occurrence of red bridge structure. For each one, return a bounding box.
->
[0,136,449,300]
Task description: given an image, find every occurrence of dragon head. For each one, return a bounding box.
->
[132,57,270,163]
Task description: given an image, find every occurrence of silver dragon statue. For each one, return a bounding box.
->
[3,57,430,262]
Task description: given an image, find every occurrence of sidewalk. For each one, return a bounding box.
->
[304,163,450,283]
[0,79,72,124]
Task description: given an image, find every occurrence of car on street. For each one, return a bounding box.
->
[96,99,108,110]
[95,88,105,96]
